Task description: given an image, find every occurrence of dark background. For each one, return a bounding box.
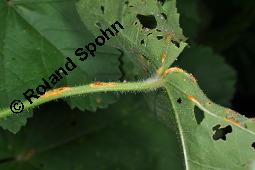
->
[178,0,255,117]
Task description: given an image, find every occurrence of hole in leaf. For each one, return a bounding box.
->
[147,33,152,36]
[212,124,232,141]
[194,106,204,124]
[157,0,166,5]
[252,142,255,150]
[177,98,182,104]
[96,22,101,27]
[136,14,157,29]
[161,13,167,20]
[141,39,145,45]
[157,35,164,40]
[101,6,104,14]
[156,29,162,32]
[134,21,138,25]
[129,5,134,7]
[171,40,180,48]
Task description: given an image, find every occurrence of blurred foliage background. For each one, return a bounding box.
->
[177,0,255,117]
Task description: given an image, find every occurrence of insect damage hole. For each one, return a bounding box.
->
[161,13,167,20]
[157,0,166,6]
[171,40,180,48]
[212,124,232,141]
[252,142,255,150]
[194,106,204,124]
[177,98,182,104]
[141,39,145,45]
[157,35,164,40]
[100,6,105,14]
[136,14,157,29]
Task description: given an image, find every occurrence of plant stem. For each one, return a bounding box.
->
[0,76,163,120]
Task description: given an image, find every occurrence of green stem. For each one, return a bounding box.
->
[0,77,163,120]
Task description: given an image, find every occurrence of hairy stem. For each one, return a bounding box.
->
[0,76,163,120]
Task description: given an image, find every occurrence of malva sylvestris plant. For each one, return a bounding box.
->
[0,0,255,170]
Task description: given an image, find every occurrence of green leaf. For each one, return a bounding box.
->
[0,96,184,170]
[76,0,187,72]
[76,1,255,168]
[162,70,255,170]
[1,0,254,168]
[175,45,236,106]
[0,0,121,132]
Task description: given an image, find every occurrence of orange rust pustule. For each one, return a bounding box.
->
[161,50,167,64]
[162,67,197,83]
[224,117,243,127]
[187,95,202,106]
[41,87,71,98]
[187,95,197,102]
[162,67,185,76]
[89,82,117,88]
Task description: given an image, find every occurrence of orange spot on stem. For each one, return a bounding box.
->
[163,67,185,76]
[41,87,71,98]
[90,82,117,88]
[161,50,167,64]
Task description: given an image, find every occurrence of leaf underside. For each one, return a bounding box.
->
[0,0,121,132]
[76,0,255,169]
[0,0,254,169]
[164,71,255,170]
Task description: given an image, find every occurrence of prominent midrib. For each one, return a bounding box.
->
[165,81,255,136]
[166,90,190,170]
